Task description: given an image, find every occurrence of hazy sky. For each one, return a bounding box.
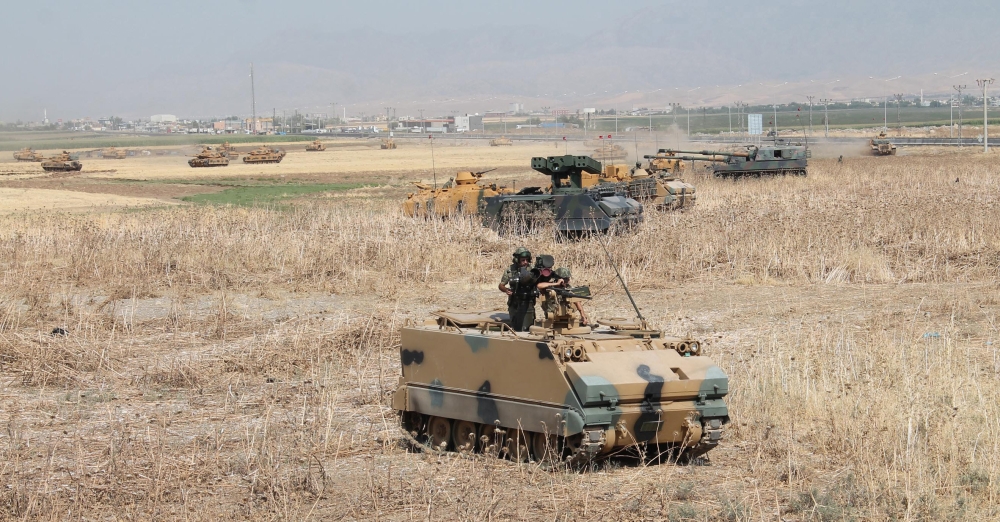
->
[3,0,999,121]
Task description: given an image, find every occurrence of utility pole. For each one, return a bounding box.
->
[249,63,256,134]
[977,78,994,152]
[820,99,832,138]
[950,96,954,138]
[419,109,425,132]
[728,105,732,134]
[773,104,778,136]
[954,84,967,146]
[686,108,690,136]
[331,102,337,124]
[893,94,903,136]
[806,95,815,134]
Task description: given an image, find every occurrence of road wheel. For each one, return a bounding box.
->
[531,432,562,463]
[452,420,478,453]
[505,428,531,462]
[427,416,452,451]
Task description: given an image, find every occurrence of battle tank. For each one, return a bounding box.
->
[188,147,230,168]
[242,146,285,164]
[381,138,397,149]
[403,169,512,218]
[869,132,897,156]
[100,147,127,159]
[305,139,326,151]
[393,280,729,464]
[647,151,687,175]
[481,155,643,234]
[581,162,696,210]
[41,151,83,172]
[591,143,628,162]
[490,136,513,146]
[659,142,809,178]
[217,142,240,158]
[13,147,44,162]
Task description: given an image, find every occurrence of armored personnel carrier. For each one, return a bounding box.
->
[481,155,643,234]
[592,143,627,162]
[100,147,127,159]
[393,283,729,464]
[403,169,512,217]
[305,139,326,151]
[869,132,897,156]
[582,163,696,210]
[490,136,513,146]
[660,142,809,178]
[242,146,285,164]
[188,147,229,168]
[41,151,83,172]
[13,147,44,162]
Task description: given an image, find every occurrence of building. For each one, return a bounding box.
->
[243,117,274,133]
[150,114,177,123]
[453,115,484,132]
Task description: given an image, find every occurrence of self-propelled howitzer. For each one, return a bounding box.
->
[659,144,809,178]
[480,155,643,234]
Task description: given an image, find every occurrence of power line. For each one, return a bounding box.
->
[954,84,967,146]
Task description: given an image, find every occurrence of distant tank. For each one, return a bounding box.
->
[100,147,127,159]
[393,283,729,464]
[481,155,643,234]
[188,147,230,168]
[13,147,44,162]
[381,138,397,149]
[584,162,696,210]
[403,169,512,218]
[869,132,897,156]
[41,151,83,172]
[659,142,810,178]
[591,143,628,162]
[305,139,326,151]
[490,136,513,146]
[242,146,285,164]
[217,141,240,158]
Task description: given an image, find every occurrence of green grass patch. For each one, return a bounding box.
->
[0,132,316,151]
[180,183,365,207]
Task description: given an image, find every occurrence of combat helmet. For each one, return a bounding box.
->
[555,267,571,279]
[454,171,478,185]
[512,246,532,260]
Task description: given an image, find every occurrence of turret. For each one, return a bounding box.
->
[530,155,603,192]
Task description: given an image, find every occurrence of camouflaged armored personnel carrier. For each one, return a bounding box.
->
[662,143,810,178]
[481,155,643,234]
[305,139,326,151]
[869,132,897,156]
[242,146,285,164]
[13,147,44,162]
[393,286,729,464]
[188,147,229,168]
[582,163,696,210]
[100,147,127,159]
[403,169,512,217]
[41,151,82,172]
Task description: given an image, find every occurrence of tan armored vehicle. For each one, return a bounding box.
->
[381,138,397,149]
[188,147,230,168]
[393,281,729,464]
[217,141,240,158]
[592,143,628,162]
[647,151,687,175]
[41,151,83,172]
[403,169,512,217]
[869,132,897,156]
[13,147,44,162]
[100,147,127,159]
[305,139,326,151]
[242,146,285,164]
[579,162,696,210]
[490,136,513,146]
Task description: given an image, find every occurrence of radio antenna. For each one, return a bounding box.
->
[599,240,647,328]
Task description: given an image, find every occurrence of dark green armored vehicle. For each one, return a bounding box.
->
[481,155,643,234]
[662,142,810,178]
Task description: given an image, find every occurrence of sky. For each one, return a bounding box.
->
[2,0,999,122]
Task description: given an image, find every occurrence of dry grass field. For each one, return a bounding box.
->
[0,140,998,520]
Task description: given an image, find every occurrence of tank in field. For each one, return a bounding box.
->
[242,146,285,164]
[188,147,230,168]
[217,141,240,158]
[489,136,513,146]
[100,147,127,159]
[41,151,83,172]
[381,138,397,149]
[583,162,696,210]
[660,142,810,178]
[13,147,44,162]
[591,143,628,162]
[869,132,897,156]
[305,139,326,151]
[480,155,643,234]
[403,169,512,217]
[393,286,729,464]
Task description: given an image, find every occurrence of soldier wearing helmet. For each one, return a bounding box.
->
[538,266,590,326]
[499,247,536,331]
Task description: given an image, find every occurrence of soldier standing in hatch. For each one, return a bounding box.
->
[538,267,590,326]
[499,247,536,331]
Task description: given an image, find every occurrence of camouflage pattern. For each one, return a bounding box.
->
[489,136,513,146]
[188,147,230,168]
[392,300,730,463]
[242,146,286,164]
[381,138,397,149]
[100,147,127,159]
[481,155,643,234]
[305,139,326,151]
[869,132,897,156]
[403,169,513,218]
[13,147,44,162]
[217,142,240,158]
[660,143,810,178]
[581,163,696,210]
[40,151,83,172]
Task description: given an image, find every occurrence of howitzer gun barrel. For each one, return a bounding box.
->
[658,148,751,158]
[643,154,729,162]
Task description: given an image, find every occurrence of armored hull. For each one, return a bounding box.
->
[661,144,809,178]
[13,147,43,162]
[100,147,127,159]
[381,138,397,149]
[403,169,512,218]
[305,140,326,151]
[587,164,696,210]
[490,136,513,146]
[393,310,729,464]
[591,144,627,162]
[242,146,285,164]
[188,156,229,167]
[869,133,897,156]
[41,151,82,172]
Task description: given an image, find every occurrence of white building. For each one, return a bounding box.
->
[151,114,178,123]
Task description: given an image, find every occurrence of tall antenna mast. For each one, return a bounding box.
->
[250,63,256,134]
